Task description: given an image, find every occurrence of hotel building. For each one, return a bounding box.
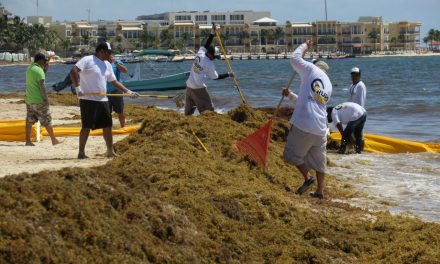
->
[43,10,422,54]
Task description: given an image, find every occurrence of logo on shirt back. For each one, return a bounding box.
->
[192,56,204,73]
[335,103,343,110]
[310,79,329,104]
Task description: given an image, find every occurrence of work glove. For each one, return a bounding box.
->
[128,90,140,99]
[75,86,84,97]
[282,87,291,97]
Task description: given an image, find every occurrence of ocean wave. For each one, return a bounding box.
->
[367,104,440,114]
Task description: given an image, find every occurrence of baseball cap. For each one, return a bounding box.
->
[34,53,48,62]
[96,41,112,53]
[315,60,329,74]
[351,67,361,74]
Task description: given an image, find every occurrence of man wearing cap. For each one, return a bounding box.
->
[327,102,367,154]
[348,67,366,108]
[184,23,233,115]
[283,40,333,199]
[70,42,139,159]
[25,53,61,146]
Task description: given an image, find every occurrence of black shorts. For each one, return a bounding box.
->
[79,99,112,129]
[107,91,124,114]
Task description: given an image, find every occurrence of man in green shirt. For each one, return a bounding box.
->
[25,53,60,146]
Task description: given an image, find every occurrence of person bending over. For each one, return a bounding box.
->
[327,102,367,154]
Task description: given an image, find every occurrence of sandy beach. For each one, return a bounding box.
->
[0,98,128,178]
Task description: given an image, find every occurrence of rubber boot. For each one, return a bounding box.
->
[355,140,364,154]
[338,140,348,154]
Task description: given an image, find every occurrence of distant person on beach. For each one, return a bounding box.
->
[348,67,366,107]
[25,53,61,146]
[327,102,367,154]
[184,23,233,115]
[70,42,139,159]
[107,54,128,128]
[283,40,333,199]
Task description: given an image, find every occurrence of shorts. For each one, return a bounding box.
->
[283,124,327,173]
[79,99,112,129]
[184,87,214,115]
[26,103,52,127]
[107,90,124,114]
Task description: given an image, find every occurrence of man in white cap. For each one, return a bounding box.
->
[283,40,332,199]
[348,67,366,108]
[185,23,233,115]
[70,41,139,159]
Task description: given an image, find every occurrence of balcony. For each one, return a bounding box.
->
[230,20,244,25]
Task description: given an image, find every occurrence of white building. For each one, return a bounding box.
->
[137,10,270,25]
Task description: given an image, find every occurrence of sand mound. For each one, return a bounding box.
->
[1,104,440,263]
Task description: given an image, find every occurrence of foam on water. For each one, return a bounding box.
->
[327,152,440,222]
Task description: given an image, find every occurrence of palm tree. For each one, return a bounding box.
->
[260,29,268,49]
[424,28,440,50]
[61,39,71,57]
[238,31,249,46]
[140,31,150,48]
[180,32,191,51]
[274,27,284,51]
[160,29,174,49]
[368,29,380,52]
[398,32,405,50]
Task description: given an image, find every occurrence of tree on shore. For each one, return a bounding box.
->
[0,14,61,54]
[423,28,440,49]
[368,29,380,53]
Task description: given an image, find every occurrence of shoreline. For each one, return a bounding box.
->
[1,51,439,67]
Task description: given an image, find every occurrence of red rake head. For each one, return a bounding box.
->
[235,120,272,171]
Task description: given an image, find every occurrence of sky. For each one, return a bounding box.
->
[2,0,439,38]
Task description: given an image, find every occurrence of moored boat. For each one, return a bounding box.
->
[123,71,190,91]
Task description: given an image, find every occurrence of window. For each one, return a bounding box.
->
[195,15,207,22]
[230,14,244,21]
[211,15,226,21]
[175,15,191,21]
[66,30,71,36]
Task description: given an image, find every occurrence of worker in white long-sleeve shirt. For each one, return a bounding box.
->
[283,40,333,200]
[185,23,233,115]
[327,102,367,154]
[348,67,366,108]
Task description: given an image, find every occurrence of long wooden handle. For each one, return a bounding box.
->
[83,93,173,99]
[274,71,297,117]
[215,30,247,104]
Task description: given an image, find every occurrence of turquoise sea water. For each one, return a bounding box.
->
[1,56,440,222]
[1,56,439,142]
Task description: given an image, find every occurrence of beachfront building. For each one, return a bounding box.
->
[388,21,422,51]
[40,11,422,55]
